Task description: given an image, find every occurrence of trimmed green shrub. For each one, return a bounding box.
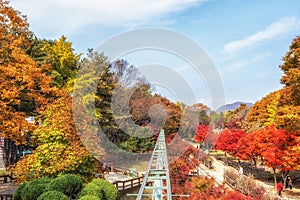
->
[79,195,101,200]
[46,174,83,196]
[78,183,103,199]
[37,190,69,200]
[23,177,52,200]
[13,181,30,200]
[91,179,120,200]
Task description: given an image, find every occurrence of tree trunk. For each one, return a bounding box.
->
[273,167,277,189]
[260,156,264,165]
[253,158,257,168]
[3,139,21,168]
[281,170,289,190]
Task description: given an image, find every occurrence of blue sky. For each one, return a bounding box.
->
[11,0,300,109]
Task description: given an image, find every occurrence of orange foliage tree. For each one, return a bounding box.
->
[237,125,299,188]
[246,36,300,133]
[0,0,58,167]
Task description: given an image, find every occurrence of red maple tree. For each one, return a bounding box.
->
[214,129,247,157]
[194,125,212,143]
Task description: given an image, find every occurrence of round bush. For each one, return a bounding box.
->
[79,195,101,200]
[37,190,69,200]
[13,181,30,200]
[46,174,83,196]
[23,177,52,200]
[91,179,120,200]
[78,183,103,199]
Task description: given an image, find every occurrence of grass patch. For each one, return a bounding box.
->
[123,160,149,172]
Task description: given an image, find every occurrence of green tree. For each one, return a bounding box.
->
[27,35,81,88]
[119,126,154,153]
[209,111,224,129]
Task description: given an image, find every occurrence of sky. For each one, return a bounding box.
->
[10,0,300,109]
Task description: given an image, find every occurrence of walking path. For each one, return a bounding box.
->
[105,172,133,183]
[197,156,225,184]
[188,141,299,199]
[197,156,300,199]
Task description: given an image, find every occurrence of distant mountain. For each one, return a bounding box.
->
[216,101,253,113]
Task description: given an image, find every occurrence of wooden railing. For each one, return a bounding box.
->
[0,174,16,200]
[0,174,15,184]
[113,176,144,191]
[0,194,13,200]
[224,174,249,195]
[113,167,140,178]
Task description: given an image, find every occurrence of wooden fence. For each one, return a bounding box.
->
[224,175,247,193]
[113,176,144,191]
[0,174,16,200]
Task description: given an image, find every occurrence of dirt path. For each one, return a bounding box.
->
[208,156,300,200]
[197,157,225,184]
[188,141,299,199]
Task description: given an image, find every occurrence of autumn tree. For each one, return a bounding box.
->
[193,125,218,153]
[0,0,58,167]
[12,95,95,182]
[180,103,211,139]
[150,95,182,135]
[246,91,281,131]
[26,35,81,89]
[246,37,300,133]
[194,125,211,144]
[180,106,201,139]
[237,125,299,188]
[224,103,250,130]
[279,36,300,106]
[258,125,298,188]
[236,133,262,167]
[192,103,210,126]
[214,129,247,157]
[210,111,225,129]
[128,83,152,126]
[169,145,200,199]
[188,176,225,200]
[275,36,300,133]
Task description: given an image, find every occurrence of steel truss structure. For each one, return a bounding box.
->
[136,130,172,200]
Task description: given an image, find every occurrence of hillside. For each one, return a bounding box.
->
[216,101,253,113]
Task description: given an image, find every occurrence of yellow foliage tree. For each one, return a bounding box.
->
[12,95,95,183]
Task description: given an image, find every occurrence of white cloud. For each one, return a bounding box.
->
[227,51,272,71]
[11,0,204,36]
[224,17,300,53]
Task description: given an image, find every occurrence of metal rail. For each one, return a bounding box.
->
[136,130,172,200]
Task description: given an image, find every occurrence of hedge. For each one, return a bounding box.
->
[22,177,52,200]
[46,174,83,197]
[13,181,30,200]
[37,190,69,200]
[78,195,101,200]
[78,183,103,199]
[91,179,120,200]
